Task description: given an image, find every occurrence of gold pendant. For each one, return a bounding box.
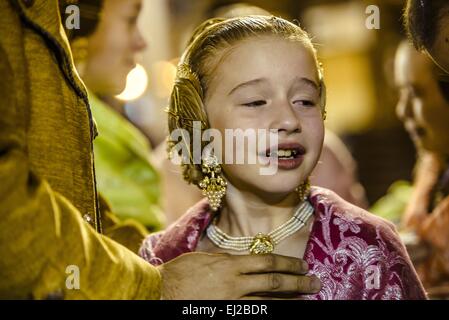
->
[249,233,274,255]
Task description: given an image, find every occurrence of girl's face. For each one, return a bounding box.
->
[204,36,325,199]
[83,0,146,95]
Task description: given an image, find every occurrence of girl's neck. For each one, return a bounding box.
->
[215,182,302,237]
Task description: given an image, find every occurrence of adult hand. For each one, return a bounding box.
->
[157,252,321,299]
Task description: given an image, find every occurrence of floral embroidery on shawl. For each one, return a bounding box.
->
[304,189,424,299]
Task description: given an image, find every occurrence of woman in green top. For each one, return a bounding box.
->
[66,0,165,231]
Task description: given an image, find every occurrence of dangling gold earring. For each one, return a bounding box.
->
[295,179,311,201]
[199,155,227,211]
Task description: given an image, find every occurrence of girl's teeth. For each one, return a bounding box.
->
[276,149,292,158]
[267,149,298,157]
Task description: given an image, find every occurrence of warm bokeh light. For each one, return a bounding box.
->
[151,60,177,99]
[116,64,148,101]
[303,2,377,134]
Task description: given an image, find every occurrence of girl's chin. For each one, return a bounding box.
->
[253,189,302,204]
[225,168,310,195]
[253,183,302,196]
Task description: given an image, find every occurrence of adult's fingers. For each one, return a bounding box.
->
[239,296,286,300]
[238,273,321,296]
[232,254,309,275]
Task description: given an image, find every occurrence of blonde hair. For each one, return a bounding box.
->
[168,15,326,186]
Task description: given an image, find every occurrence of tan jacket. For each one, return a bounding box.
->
[0,0,160,299]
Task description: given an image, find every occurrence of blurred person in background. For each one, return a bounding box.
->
[312,130,368,209]
[372,0,449,228]
[64,0,165,238]
[405,0,449,74]
[373,40,449,298]
[395,41,449,297]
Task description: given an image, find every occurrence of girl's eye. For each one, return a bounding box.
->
[293,100,316,107]
[242,100,266,107]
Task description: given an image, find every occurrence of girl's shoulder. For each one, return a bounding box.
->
[309,186,399,245]
[306,186,426,300]
[139,198,212,265]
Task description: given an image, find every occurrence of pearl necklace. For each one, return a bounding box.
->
[206,200,314,255]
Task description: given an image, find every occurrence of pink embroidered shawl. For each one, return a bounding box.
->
[139,187,427,300]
